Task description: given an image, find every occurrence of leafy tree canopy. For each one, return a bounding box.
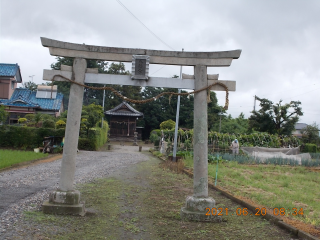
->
[211,112,249,134]
[50,57,141,110]
[301,122,320,144]
[248,97,303,135]
[22,81,37,91]
[81,103,104,136]
[160,119,176,130]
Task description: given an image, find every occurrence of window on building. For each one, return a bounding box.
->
[11,81,14,90]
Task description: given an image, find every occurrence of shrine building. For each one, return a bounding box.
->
[105,102,143,140]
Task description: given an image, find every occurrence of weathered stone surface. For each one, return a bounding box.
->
[181,208,222,222]
[58,58,86,191]
[61,64,72,72]
[41,38,241,66]
[49,190,80,205]
[184,196,215,212]
[42,200,85,216]
[41,37,242,59]
[86,68,98,73]
[48,48,234,66]
[193,65,209,198]
[43,70,236,91]
[180,196,221,222]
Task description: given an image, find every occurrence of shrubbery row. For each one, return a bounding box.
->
[0,121,109,151]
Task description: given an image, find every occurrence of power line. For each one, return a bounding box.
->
[115,0,175,51]
[150,66,166,75]
[281,87,320,101]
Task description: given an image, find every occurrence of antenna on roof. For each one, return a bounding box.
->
[29,75,35,82]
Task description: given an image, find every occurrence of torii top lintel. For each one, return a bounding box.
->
[41,37,241,67]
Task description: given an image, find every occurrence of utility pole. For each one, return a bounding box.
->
[253,95,256,111]
[218,107,223,133]
[172,48,184,162]
[101,85,106,128]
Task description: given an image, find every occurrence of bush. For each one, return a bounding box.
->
[160,119,175,130]
[0,125,65,149]
[150,129,161,136]
[302,143,317,153]
[78,121,109,151]
[18,118,27,124]
[56,120,66,129]
[150,133,159,143]
[154,138,160,147]
[78,138,96,151]
[25,114,35,121]
[42,119,55,129]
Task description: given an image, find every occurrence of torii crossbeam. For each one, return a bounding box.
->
[40,37,241,221]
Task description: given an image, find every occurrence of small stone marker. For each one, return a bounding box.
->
[133,132,138,146]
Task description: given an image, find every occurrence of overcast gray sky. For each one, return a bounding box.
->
[1,0,319,126]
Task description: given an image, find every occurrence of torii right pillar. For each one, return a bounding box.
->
[180,65,222,222]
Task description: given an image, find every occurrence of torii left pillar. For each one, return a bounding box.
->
[42,58,86,215]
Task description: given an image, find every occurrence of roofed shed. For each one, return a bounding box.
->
[105,102,143,139]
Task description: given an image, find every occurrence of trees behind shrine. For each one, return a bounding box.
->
[50,58,307,139]
[50,58,226,138]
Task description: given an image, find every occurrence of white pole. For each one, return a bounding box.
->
[101,85,106,128]
[173,48,184,162]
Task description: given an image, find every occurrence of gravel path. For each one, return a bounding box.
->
[0,145,150,239]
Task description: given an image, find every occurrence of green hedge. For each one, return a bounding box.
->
[78,138,96,151]
[0,125,65,149]
[0,121,109,151]
[302,143,317,153]
[78,121,109,151]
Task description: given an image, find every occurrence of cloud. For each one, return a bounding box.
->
[1,0,319,125]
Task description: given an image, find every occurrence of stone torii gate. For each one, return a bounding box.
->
[40,37,241,221]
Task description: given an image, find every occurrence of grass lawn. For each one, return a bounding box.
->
[184,156,320,227]
[0,149,48,169]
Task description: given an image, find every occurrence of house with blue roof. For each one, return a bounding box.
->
[0,63,64,124]
[0,63,22,100]
[0,86,64,124]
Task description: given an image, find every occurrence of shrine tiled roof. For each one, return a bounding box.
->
[105,102,143,117]
[2,88,63,111]
[0,63,22,82]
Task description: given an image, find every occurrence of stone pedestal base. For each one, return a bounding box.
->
[42,190,85,216]
[180,196,222,222]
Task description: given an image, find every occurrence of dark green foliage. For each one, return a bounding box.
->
[42,119,55,128]
[0,105,8,123]
[0,125,64,149]
[301,122,320,145]
[78,121,109,151]
[302,143,317,153]
[211,112,250,134]
[51,57,141,110]
[78,138,96,151]
[81,103,103,137]
[154,139,160,147]
[149,132,160,143]
[249,98,303,135]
